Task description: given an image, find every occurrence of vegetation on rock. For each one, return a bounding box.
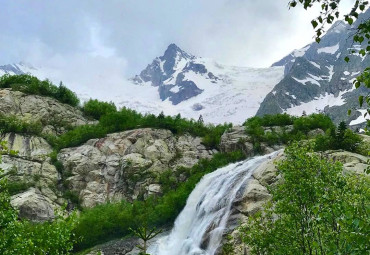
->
[0,74,79,107]
[0,140,78,254]
[241,142,370,254]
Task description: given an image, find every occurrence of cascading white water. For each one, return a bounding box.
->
[149,151,281,255]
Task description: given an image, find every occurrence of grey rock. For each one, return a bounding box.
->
[0,88,92,134]
[58,128,215,207]
[11,188,55,222]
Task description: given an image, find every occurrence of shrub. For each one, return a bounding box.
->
[241,142,370,254]
[82,99,117,120]
[0,74,79,107]
[0,114,43,136]
[293,113,334,134]
[314,122,363,152]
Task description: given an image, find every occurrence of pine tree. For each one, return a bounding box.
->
[197,114,204,124]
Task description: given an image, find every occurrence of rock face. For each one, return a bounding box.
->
[0,88,91,134]
[220,125,284,157]
[58,128,216,207]
[258,10,370,127]
[0,133,64,222]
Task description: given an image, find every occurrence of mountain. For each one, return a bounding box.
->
[0,62,38,76]
[126,43,284,123]
[257,11,370,127]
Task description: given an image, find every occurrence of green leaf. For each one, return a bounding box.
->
[348,109,351,115]
[345,16,354,25]
[344,56,350,62]
[311,20,318,28]
[290,1,297,7]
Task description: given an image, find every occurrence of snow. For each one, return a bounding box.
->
[292,45,310,58]
[336,52,341,59]
[159,59,165,74]
[317,43,339,54]
[343,71,350,75]
[292,75,321,86]
[326,65,334,82]
[309,61,320,69]
[349,109,369,126]
[285,92,297,99]
[351,71,360,76]
[285,91,347,116]
[170,86,180,93]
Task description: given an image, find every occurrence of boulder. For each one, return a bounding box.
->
[324,150,369,174]
[10,188,55,222]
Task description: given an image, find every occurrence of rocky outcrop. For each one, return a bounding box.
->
[0,88,91,134]
[324,150,369,174]
[58,128,216,207]
[0,133,64,221]
[220,125,284,157]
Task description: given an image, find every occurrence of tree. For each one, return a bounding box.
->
[83,99,117,120]
[288,0,370,126]
[241,142,370,254]
[197,114,204,124]
[129,199,162,255]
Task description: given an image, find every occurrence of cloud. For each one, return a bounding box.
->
[0,0,355,81]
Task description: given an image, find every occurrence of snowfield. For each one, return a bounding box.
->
[120,58,285,124]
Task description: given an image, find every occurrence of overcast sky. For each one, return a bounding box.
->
[0,0,353,87]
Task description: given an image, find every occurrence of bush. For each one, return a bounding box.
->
[243,114,295,127]
[82,99,117,120]
[0,74,79,107]
[314,122,363,152]
[241,142,370,254]
[244,113,337,151]
[0,114,43,136]
[48,108,231,151]
[293,113,334,134]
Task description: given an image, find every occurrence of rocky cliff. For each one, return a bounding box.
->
[58,128,216,208]
[0,88,91,135]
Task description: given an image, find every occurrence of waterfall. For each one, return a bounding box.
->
[149,151,281,255]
